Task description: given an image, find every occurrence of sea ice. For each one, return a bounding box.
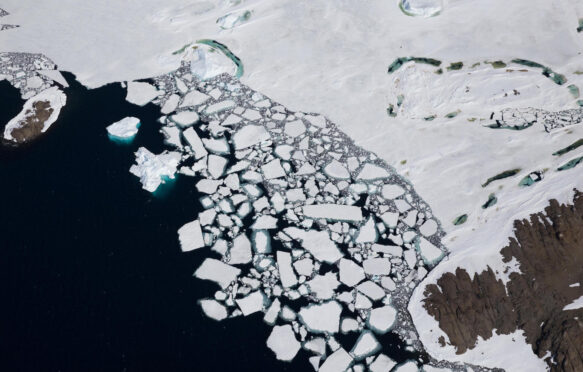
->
[302,204,364,222]
[298,301,342,334]
[393,360,419,372]
[285,228,343,264]
[199,299,228,321]
[232,125,270,150]
[339,259,366,287]
[126,81,159,106]
[277,251,298,288]
[178,220,205,252]
[415,237,444,265]
[261,159,286,179]
[171,110,199,127]
[306,272,340,300]
[323,160,351,180]
[266,325,301,361]
[355,217,378,244]
[106,117,140,140]
[363,258,391,276]
[182,127,208,159]
[319,347,353,372]
[235,290,265,316]
[229,234,252,264]
[194,258,241,289]
[369,354,397,372]
[351,331,380,360]
[356,164,390,181]
[367,306,397,334]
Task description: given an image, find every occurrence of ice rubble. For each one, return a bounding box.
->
[135,63,448,370]
[106,116,141,140]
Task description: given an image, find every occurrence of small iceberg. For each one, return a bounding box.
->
[106,117,141,142]
[129,147,181,192]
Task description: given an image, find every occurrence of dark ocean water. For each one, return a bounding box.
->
[0,75,317,372]
[0,75,422,372]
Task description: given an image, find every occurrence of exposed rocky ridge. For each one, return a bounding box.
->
[423,190,583,371]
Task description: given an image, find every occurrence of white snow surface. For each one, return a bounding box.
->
[6,1,583,369]
[106,117,140,139]
[3,86,66,142]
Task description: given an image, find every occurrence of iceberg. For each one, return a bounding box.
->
[106,117,140,141]
[129,147,181,192]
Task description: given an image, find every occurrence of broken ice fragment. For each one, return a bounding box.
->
[319,347,353,372]
[126,81,159,106]
[356,164,390,181]
[419,219,438,236]
[266,325,301,361]
[298,301,342,334]
[204,100,236,115]
[261,159,286,179]
[171,111,199,127]
[284,120,307,137]
[180,89,210,108]
[194,258,241,289]
[369,354,397,372]
[393,361,419,372]
[363,258,391,276]
[207,154,228,179]
[302,204,364,222]
[229,234,252,265]
[277,251,298,288]
[306,272,340,300]
[232,125,270,150]
[235,290,265,316]
[284,228,343,264]
[355,217,378,244]
[183,127,208,159]
[178,220,205,252]
[415,237,444,266]
[351,331,380,360]
[356,281,385,301]
[199,299,228,321]
[264,298,281,325]
[367,305,397,334]
[251,215,278,230]
[339,258,366,286]
[324,160,351,180]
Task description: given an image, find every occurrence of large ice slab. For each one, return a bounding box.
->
[232,125,270,150]
[298,301,342,333]
[302,204,364,222]
[319,348,353,372]
[126,81,159,106]
[194,258,241,289]
[266,325,301,361]
[178,219,205,252]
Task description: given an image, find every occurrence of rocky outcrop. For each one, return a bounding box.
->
[423,190,583,371]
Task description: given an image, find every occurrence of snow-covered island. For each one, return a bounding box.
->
[106,116,141,142]
[3,86,66,143]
